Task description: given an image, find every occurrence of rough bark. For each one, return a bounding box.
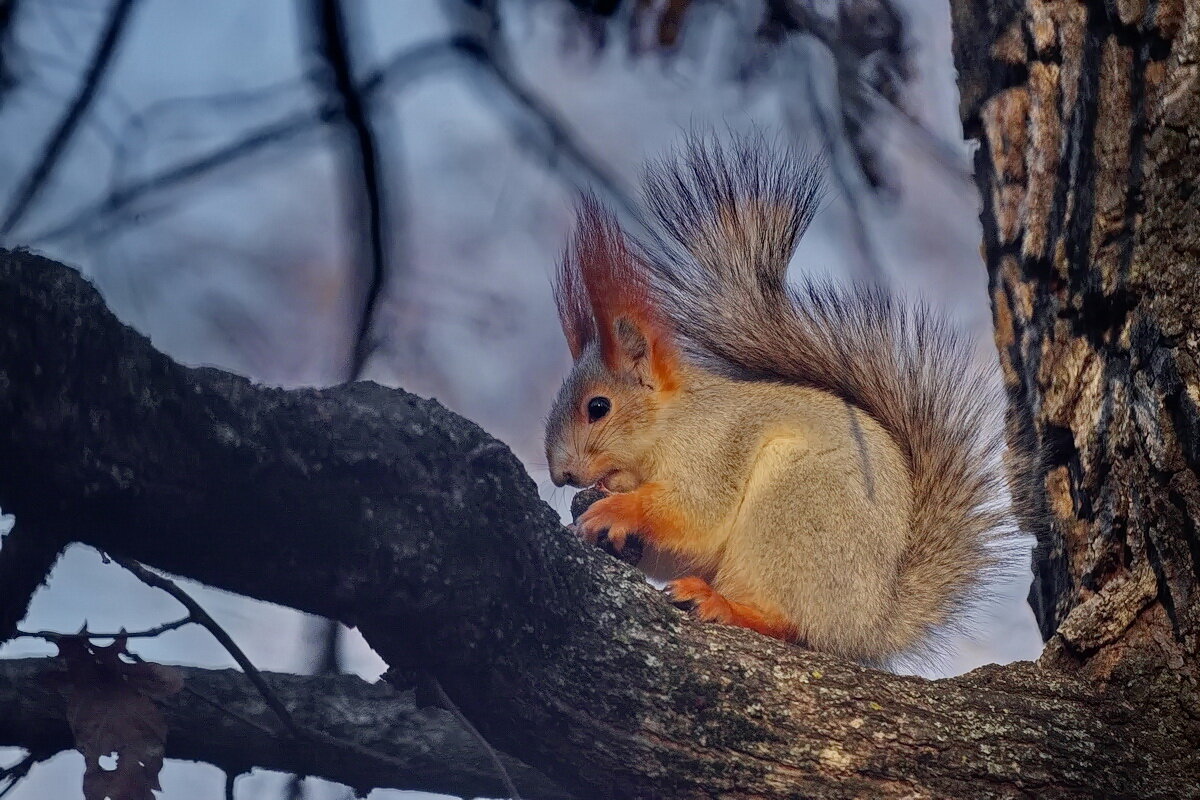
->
[1,248,1197,798]
[0,657,566,798]
[950,0,1200,697]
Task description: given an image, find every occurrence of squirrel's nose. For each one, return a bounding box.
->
[551,468,577,487]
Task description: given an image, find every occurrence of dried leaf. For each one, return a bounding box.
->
[43,634,182,800]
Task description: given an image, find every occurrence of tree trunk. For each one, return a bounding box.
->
[952,0,1200,686]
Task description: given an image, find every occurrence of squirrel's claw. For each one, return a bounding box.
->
[598,529,644,565]
[665,577,725,622]
[664,589,698,614]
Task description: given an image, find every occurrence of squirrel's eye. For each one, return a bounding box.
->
[586,396,611,423]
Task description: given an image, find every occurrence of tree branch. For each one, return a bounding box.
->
[23,37,465,245]
[0,0,137,238]
[25,33,640,248]
[0,657,567,799]
[0,247,1196,798]
[0,0,21,104]
[303,0,391,381]
[114,557,305,739]
[0,522,66,644]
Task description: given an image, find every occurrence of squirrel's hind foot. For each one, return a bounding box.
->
[665,577,797,642]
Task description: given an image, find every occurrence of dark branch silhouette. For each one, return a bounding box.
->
[0,0,20,103]
[0,656,567,798]
[25,33,640,248]
[0,0,137,238]
[304,0,391,381]
[0,521,65,643]
[797,47,887,284]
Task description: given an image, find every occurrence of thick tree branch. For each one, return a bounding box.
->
[0,522,65,643]
[0,657,566,799]
[947,0,1200,674]
[0,247,1196,798]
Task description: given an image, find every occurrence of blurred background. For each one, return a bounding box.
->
[0,1,1043,797]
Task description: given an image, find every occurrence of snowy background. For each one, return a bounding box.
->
[0,1,1043,798]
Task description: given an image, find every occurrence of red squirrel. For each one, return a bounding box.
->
[544,136,1018,665]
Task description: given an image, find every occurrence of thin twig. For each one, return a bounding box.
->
[111,558,457,789]
[177,683,279,738]
[28,33,641,249]
[113,556,304,739]
[26,36,467,244]
[0,0,138,238]
[0,752,44,799]
[424,671,523,800]
[796,46,887,285]
[16,616,193,642]
[447,0,645,235]
[860,82,974,185]
[0,0,21,101]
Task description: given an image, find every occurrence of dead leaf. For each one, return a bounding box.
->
[43,633,183,800]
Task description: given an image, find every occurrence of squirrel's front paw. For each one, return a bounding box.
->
[576,500,634,548]
[573,494,644,564]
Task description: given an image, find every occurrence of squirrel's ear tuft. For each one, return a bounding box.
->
[571,194,679,389]
[554,232,594,360]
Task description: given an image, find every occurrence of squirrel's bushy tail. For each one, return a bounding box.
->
[640,134,1018,662]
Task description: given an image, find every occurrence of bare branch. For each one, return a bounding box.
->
[0,0,20,103]
[17,616,192,641]
[446,0,646,234]
[303,0,391,381]
[114,557,306,739]
[24,36,466,244]
[0,0,138,238]
[423,671,522,800]
[0,750,48,799]
[793,46,886,284]
[0,657,568,799]
[25,32,641,249]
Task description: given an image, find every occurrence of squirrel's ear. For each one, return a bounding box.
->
[613,316,680,392]
[571,193,680,390]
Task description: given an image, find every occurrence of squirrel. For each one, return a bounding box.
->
[544,135,1018,666]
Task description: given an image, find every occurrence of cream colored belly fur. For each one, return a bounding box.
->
[657,382,914,660]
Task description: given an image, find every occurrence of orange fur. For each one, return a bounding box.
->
[575,482,688,552]
[667,577,798,641]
